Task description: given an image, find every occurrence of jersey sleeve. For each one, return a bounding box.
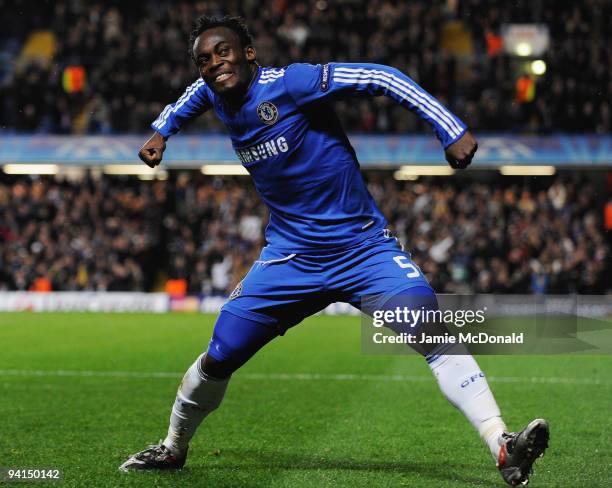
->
[151,79,212,138]
[284,62,467,148]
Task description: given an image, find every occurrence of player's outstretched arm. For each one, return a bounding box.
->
[138,131,166,168]
[285,63,473,166]
[445,130,478,169]
[142,78,212,166]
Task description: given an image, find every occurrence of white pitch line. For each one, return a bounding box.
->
[0,369,609,386]
[0,369,182,379]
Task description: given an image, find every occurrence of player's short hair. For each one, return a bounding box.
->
[189,15,253,63]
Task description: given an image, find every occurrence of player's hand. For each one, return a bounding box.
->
[444,131,477,170]
[138,132,166,168]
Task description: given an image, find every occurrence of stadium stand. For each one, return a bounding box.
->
[0,0,610,134]
[0,173,609,294]
[0,1,609,296]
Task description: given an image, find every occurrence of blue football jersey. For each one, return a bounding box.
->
[152,63,467,251]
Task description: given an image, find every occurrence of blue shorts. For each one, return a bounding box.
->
[221,229,432,333]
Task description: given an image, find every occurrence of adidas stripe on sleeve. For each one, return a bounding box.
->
[284,62,467,148]
[151,78,212,138]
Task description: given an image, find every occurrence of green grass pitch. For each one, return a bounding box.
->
[1,312,611,487]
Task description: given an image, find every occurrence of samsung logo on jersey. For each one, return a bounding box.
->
[235,136,289,164]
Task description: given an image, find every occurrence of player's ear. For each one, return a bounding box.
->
[245,45,256,62]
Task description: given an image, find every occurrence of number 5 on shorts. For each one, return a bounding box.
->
[393,255,421,278]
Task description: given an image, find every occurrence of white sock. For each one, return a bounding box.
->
[162,354,229,455]
[428,345,506,459]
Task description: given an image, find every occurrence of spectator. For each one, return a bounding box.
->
[0,173,608,295]
[0,0,609,135]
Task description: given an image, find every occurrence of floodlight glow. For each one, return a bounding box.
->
[393,171,419,181]
[531,60,547,75]
[138,170,168,181]
[201,165,249,175]
[103,165,160,175]
[3,164,59,174]
[396,166,455,176]
[515,42,532,56]
[500,165,555,176]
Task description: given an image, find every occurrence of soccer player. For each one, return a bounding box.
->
[120,16,549,486]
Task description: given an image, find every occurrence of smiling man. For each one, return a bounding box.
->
[120,16,549,486]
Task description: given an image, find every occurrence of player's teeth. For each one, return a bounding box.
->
[216,73,231,82]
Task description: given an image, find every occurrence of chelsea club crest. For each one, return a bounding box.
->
[256,101,278,125]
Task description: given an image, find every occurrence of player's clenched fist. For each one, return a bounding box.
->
[444,131,478,170]
[138,131,166,168]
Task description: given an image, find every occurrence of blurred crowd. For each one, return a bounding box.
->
[0,173,609,295]
[369,175,610,294]
[0,0,610,134]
